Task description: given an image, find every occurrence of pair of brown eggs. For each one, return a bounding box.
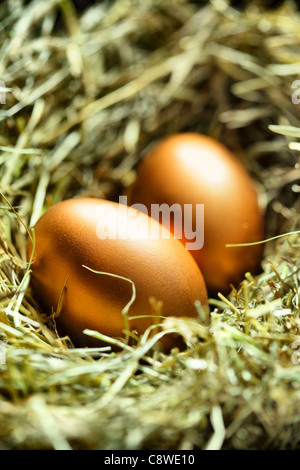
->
[28,133,264,349]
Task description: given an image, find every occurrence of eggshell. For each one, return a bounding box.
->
[27,198,208,348]
[130,133,265,294]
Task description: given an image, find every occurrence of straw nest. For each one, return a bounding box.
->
[0,0,299,450]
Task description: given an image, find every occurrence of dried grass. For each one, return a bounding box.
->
[0,0,299,450]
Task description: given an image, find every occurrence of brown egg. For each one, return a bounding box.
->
[130,133,265,294]
[27,198,208,349]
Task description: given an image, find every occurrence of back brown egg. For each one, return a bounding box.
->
[130,133,265,294]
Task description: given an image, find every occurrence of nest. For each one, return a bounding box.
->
[0,0,300,450]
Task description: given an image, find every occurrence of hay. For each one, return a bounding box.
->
[0,0,299,450]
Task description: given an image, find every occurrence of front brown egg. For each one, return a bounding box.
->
[27,198,208,349]
[130,133,265,295]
